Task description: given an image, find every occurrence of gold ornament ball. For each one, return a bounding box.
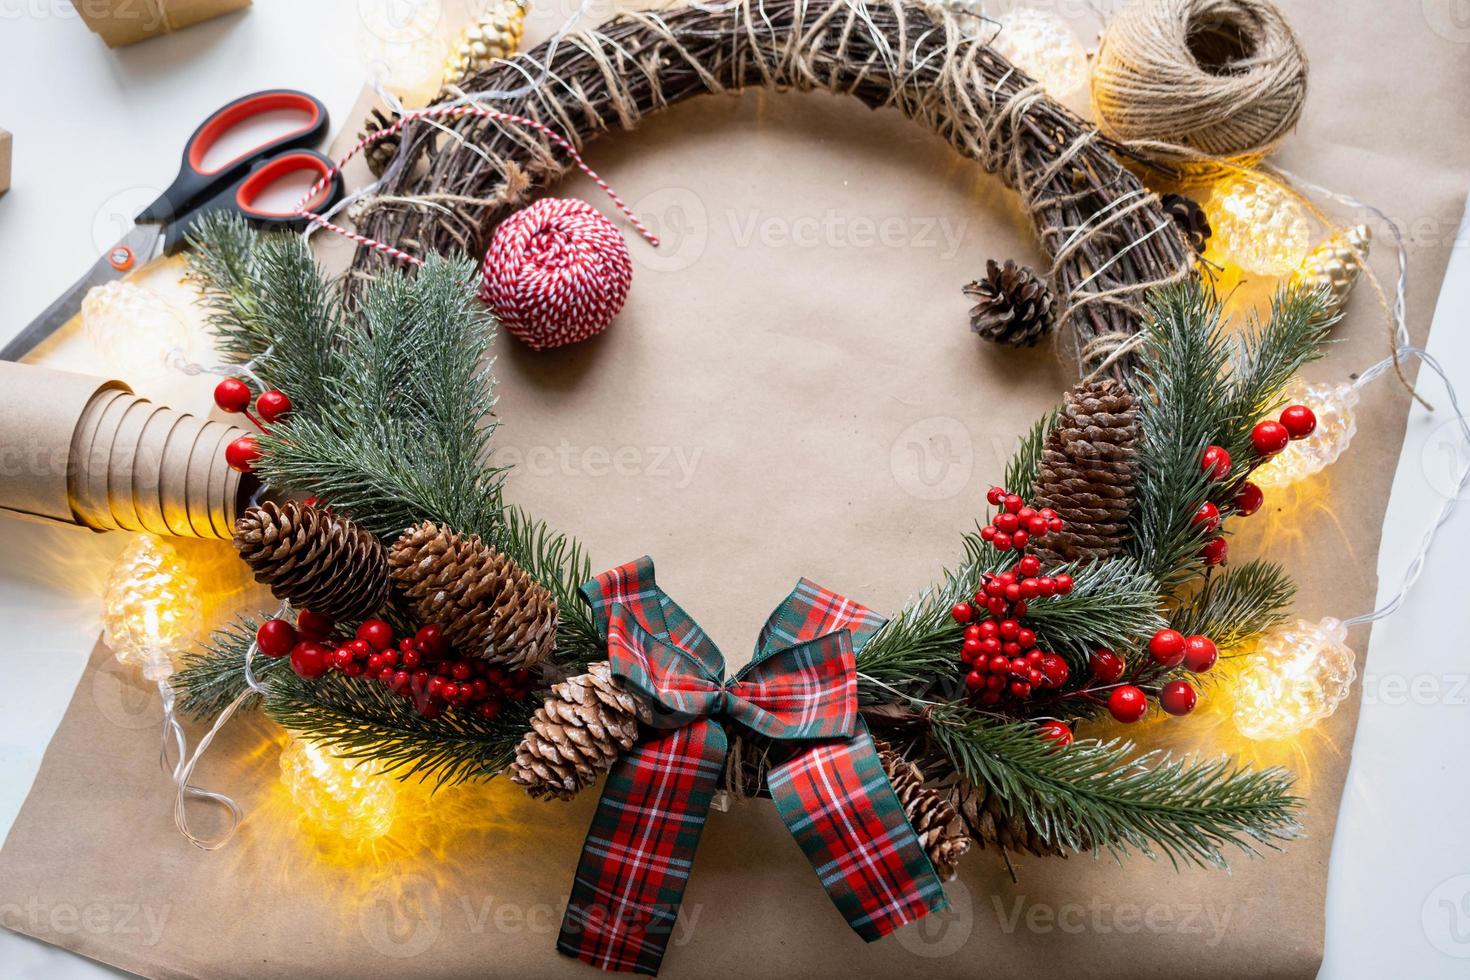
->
[1252,379,1359,490]
[1208,179,1311,277]
[279,736,397,842]
[1234,617,1356,741]
[101,535,204,682]
[1292,224,1372,319]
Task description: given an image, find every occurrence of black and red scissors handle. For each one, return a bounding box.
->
[158,148,344,254]
[135,89,330,226]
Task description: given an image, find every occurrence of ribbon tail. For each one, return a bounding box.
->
[559,719,728,975]
[767,723,948,941]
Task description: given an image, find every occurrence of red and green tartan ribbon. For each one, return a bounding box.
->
[557,557,949,975]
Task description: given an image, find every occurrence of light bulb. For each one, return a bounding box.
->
[101,535,204,682]
[1208,179,1311,276]
[279,736,397,841]
[81,281,192,384]
[1252,379,1359,489]
[1233,617,1355,741]
[990,7,1089,98]
[358,0,451,106]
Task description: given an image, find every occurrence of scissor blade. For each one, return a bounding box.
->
[0,224,165,362]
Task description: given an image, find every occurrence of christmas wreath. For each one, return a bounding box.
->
[167,0,1338,973]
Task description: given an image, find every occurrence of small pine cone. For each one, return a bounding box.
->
[510,661,653,800]
[361,107,403,178]
[389,522,556,668]
[964,259,1055,348]
[942,774,1066,858]
[1034,378,1139,565]
[1161,192,1212,254]
[1292,223,1371,319]
[877,742,971,880]
[443,0,527,85]
[233,501,390,622]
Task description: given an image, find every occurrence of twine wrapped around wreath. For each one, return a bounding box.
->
[349,0,1195,376]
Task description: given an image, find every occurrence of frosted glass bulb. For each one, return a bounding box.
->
[1208,179,1311,276]
[81,281,192,383]
[1253,379,1359,489]
[279,737,397,841]
[101,536,203,682]
[358,0,450,107]
[1234,618,1355,741]
[991,7,1089,98]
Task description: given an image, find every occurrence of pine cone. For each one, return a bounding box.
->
[361,107,403,178]
[1034,378,1139,565]
[945,774,1066,858]
[443,0,527,86]
[510,661,652,800]
[1292,223,1371,320]
[233,501,390,622]
[389,522,556,668]
[1161,192,1212,254]
[876,743,970,880]
[964,259,1055,348]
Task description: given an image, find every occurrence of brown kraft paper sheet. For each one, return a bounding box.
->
[3,0,1469,976]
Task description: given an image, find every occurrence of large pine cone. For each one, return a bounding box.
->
[876,743,971,880]
[964,259,1055,348]
[510,661,652,800]
[233,501,390,622]
[1034,378,1139,565]
[389,522,556,668]
[943,774,1066,858]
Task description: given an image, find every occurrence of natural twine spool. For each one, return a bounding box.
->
[1091,0,1308,170]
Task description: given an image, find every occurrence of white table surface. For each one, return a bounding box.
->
[1,3,1469,977]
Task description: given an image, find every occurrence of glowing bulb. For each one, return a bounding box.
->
[1253,379,1359,489]
[358,0,451,106]
[279,736,398,841]
[101,535,204,682]
[1234,617,1355,740]
[82,281,193,384]
[1208,179,1311,276]
[990,7,1089,98]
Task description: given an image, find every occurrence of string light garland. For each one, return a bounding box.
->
[279,736,397,842]
[357,0,452,107]
[1251,379,1359,489]
[82,281,193,384]
[1233,618,1355,741]
[102,535,204,682]
[1207,178,1311,276]
[987,7,1089,98]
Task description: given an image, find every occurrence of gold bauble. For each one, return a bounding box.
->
[443,0,529,86]
[1291,224,1372,320]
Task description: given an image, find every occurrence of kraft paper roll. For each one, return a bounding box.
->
[0,362,249,539]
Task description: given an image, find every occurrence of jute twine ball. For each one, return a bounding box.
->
[1091,0,1308,168]
[479,198,633,350]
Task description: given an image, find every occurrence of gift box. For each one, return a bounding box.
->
[70,0,251,48]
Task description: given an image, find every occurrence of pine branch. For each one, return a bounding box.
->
[1170,559,1295,649]
[172,616,291,719]
[1004,407,1059,497]
[1024,557,1165,658]
[928,704,1302,868]
[1220,287,1335,460]
[491,505,602,669]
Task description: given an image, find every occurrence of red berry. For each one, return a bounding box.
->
[1148,628,1187,667]
[1053,574,1073,595]
[1017,628,1036,648]
[987,486,1006,506]
[355,619,394,650]
[416,624,448,659]
[478,701,504,720]
[1012,530,1030,548]
[995,512,1019,534]
[1160,680,1198,716]
[999,619,1020,640]
[978,619,999,638]
[255,389,293,424]
[255,619,297,658]
[1003,642,1022,657]
[401,648,421,670]
[1004,583,1022,603]
[1107,685,1148,723]
[1200,536,1228,566]
[986,674,1006,691]
[1090,648,1125,683]
[1037,720,1073,748]
[1183,635,1219,673]
[1017,556,1041,577]
[296,608,335,640]
[1027,516,1049,536]
[980,638,1001,657]
[332,647,355,671]
[1192,501,1221,534]
[988,654,1009,674]
[1040,653,1069,688]
[1004,494,1024,514]
[1009,680,1032,698]
[1200,445,1232,480]
[964,624,983,641]
[980,525,997,542]
[962,637,985,661]
[1235,481,1264,516]
[224,434,261,473]
[965,671,986,692]
[1251,420,1291,457]
[950,602,973,624]
[289,641,331,679]
[1280,404,1317,439]
[213,378,251,413]
[1011,600,1028,618]
[987,596,1009,616]
[1019,578,1040,599]
[1036,577,1056,597]
[1009,657,1028,675]
[992,533,1014,552]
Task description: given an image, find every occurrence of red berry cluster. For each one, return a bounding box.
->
[214,377,294,474]
[952,552,1073,706]
[1095,628,1218,724]
[979,486,1064,552]
[255,612,531,720]
[1193,403,1316,566]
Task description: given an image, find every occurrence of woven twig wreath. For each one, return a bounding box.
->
[350,0,1195,372]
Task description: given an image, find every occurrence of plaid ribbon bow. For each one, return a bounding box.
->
[558,557,948,975]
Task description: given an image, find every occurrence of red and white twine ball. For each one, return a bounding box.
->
[479,198,633,350]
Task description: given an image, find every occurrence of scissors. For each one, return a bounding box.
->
[1,89,344,362]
